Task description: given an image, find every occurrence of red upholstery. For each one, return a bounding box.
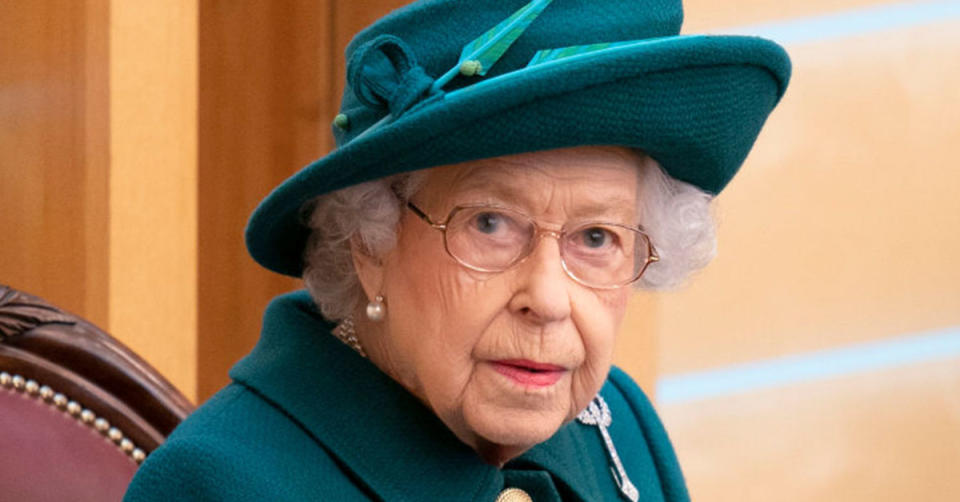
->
[0,286,194,499]
[0,388,137,501]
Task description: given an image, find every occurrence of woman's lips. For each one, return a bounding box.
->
[491,359,567,388]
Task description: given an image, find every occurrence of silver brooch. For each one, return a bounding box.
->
[577,395,639,502]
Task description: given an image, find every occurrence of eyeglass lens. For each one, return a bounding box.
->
[443,206,650,287]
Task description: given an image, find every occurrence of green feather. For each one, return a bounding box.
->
[459,0,553,76]
[526,40,642,67]
[431,0,553,93]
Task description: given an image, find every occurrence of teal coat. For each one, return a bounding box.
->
[125,291,689,501]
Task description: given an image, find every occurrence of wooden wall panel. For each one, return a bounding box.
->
[109,0,199,401]
[195,0,407,403]
[82,0,110,329]
[197,0,330,401]
[0,0,108,328]
[0,0,199,401]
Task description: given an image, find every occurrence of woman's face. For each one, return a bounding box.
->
[355,146,640,465]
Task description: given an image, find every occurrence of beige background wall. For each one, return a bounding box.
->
[2,1,958,499]
[655,1,960,500]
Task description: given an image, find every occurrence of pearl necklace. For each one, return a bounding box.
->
[332,316,367,358]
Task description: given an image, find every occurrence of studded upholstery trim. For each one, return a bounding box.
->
[0,370,147,465]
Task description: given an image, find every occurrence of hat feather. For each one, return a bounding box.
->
[431,0,553,92]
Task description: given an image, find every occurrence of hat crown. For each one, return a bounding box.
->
[335,0,683,146]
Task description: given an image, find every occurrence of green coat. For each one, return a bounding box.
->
[124,291,689,501]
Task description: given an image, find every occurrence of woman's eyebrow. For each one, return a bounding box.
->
[454,176,527,203]
[570,200,636,222]
[454,176,636,222]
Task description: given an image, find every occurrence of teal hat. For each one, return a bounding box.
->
[247,0,791,277]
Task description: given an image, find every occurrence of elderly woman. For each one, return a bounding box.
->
[126,0,789,500]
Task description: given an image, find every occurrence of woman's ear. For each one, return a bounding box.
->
[350,236,384,302]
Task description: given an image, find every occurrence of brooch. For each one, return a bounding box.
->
[577,395,639,502]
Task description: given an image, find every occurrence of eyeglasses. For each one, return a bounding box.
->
[406,202,659,289]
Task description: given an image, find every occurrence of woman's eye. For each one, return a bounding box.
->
[471,211,518,235]
[474,212,505,234]
[578,227,614,249]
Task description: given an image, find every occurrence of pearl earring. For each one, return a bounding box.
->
[366,295,386,322]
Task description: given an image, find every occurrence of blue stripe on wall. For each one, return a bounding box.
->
[656,326,960,405]
[713,0,960,44]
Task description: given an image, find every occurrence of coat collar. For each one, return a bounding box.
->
[229,291,603,501]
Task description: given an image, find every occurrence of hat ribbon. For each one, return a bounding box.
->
[347,34,435,118]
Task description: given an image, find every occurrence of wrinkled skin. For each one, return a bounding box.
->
[352,146,640,466]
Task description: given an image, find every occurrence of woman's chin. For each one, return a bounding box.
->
[460,403,569,464]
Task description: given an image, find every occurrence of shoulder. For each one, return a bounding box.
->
[597,366,690,502]
[123,435,250,501]
[124,384,368,501]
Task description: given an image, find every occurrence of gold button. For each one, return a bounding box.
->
[496,487,533,502]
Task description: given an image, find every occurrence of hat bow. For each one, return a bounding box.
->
[347,35,435,118]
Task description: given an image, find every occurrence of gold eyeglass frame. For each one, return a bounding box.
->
[405,202,659,290]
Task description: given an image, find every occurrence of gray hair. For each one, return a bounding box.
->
[302,152,716,321]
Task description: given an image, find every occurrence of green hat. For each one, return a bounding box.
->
[247,0,791,277]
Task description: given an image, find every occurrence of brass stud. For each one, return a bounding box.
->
[66,400,82,416]
[2,374,147,466]
[94,418,110,433]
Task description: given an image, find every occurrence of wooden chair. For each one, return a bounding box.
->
[0,285,194,501]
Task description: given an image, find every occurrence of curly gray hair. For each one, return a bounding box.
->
[302,151,716,321]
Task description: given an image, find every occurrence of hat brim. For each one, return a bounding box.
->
[247,34,791,277]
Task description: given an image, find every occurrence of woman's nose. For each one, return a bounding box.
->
[507,235,572,324]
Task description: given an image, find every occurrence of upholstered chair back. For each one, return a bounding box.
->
[0,286,194,501]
